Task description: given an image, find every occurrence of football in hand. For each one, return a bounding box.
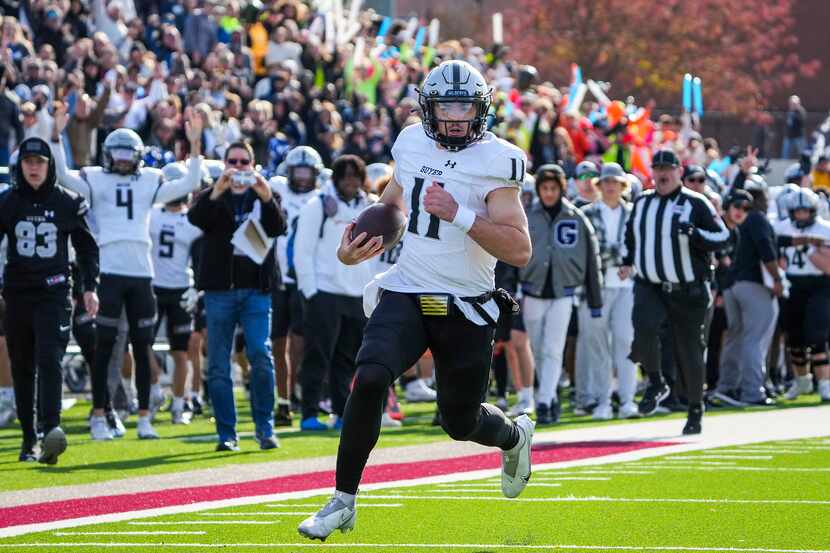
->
[351,203,407,250]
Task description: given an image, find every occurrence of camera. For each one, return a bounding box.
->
[232,171,256,186]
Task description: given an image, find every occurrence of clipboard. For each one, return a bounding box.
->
[231,213,274,265]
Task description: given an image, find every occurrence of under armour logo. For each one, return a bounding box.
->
[444,160,457,169]
[44,210,54,218]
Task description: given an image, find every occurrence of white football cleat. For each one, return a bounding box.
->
[818,380,830,402]
[298,493,356,541]
[784,376,813,400]
[502,414,535,499]
[137,416,159,439]
[618,402,640,419]
[507,399,534,418]
[171,408,192,425]
[107,411,127,438]
[0,394,16,428]
[90,415,114,441]
[592,403,614,421]
[404,379,437,403]
[380,412,402,428]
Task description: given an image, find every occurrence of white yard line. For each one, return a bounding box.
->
[536,477,611,481]
[200,512,310,516]
[126,521,276,525]
[627,465,830,472]
[53,531,207,536]
[1,542,829,552]
[263,503,402,508]
[361,494,830,505]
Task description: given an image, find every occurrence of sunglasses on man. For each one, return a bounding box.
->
[226,157,251,167]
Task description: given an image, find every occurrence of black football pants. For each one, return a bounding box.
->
[4,288,72,441]
[335,291,520,494]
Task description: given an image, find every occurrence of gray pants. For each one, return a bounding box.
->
[717,281,778,402]
[576,287,637,407]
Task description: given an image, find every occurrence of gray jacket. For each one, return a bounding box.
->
[520,198,603,309]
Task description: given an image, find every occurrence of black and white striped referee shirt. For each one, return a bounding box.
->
[623,186,730,284]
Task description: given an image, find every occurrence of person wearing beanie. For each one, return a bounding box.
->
[0,137,99,465]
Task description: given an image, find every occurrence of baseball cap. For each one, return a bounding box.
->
[575,160,599,179]
[651,149,680,168]
[683,164,706,180]
[19,137,52,161]
[599,162,626,182]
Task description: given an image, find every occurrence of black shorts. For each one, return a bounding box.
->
[0,293,6,337]
[782,277,830,350]
[153,286,193,352]
[271,282,304,339]
[566,306,579,338]
[357,291,494,407]
[511,311,526,333]
[194,296,206,333]
[97,274,157,342]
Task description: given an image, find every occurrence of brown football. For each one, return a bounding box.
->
[350,203,407,250]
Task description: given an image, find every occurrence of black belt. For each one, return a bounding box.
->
[636,278,703,294]
[460,288,520,327]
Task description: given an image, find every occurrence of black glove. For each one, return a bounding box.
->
[676,222,696,237]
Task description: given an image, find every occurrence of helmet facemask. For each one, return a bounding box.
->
[288,165,317,194]
[419,95,490,151]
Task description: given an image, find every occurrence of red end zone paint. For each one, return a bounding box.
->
[0,440,673,529]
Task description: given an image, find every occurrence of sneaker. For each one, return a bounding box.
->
[298,492,356,541]
[0,394,17,428]
[549,401,561,423]
[784,376,813,400]
[216,439,240,452]
[535,403,551,425]
[106,410,126,438]
[507,399,534,418]
[404,379,437,403]
[171,407,192,425]
[592,403,613,421]
[819,380,830,402]
[137,416,159,439]
[258,435,280,450]
[38,426,67,465]
[387,387,404,421]
[501,414,535,498]
[618,402,640,419]
[710,389,746,408]
[572,402,597,417]
[744,396,777,407]
[150,388,166,419]
[301,417,329,431]
[90,415,114,441]
[495,397,509,412]
[328,415,343,431]
[381,412,402,428]
[190,396,204,416]
[275,404,293,427]
[638,382,671,416]
[682,404,704,435]
[19,436,38,462]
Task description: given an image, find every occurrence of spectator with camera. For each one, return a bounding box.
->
[187,141,287,451]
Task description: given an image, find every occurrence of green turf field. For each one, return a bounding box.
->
[2,436,829,552]
[0,393,825,493]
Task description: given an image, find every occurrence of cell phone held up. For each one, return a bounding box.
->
[232,171,256,187]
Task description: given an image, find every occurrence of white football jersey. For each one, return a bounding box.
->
[774,217,830,277]
[376,124,526,324]
[149,207,203,289]
[269,176,317,284]
[372,240,404,276]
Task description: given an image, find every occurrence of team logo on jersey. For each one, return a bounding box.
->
[420,166,443,177]
[555,220,579,247]
[444,160,457,169]
[44,210,54,218]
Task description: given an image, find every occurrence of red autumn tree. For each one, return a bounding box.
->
[505,0,819,117]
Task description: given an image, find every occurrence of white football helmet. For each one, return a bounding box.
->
[103,128,144,175]
[417,60,492,151]
[788,187,820,228]
[284,146,323,193]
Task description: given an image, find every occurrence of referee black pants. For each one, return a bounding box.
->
[631,280,711,405]
[4,288,72,441]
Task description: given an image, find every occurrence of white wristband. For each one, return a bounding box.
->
[451,206,476,233]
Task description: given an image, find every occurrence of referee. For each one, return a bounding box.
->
[619,150,729,435]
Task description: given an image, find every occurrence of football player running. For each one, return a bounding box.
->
[269,146,322,425]
[298,60,534,541]
[51,108,204,440]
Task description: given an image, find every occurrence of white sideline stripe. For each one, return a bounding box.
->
[719,449,810,454]
[54,531,207,536]
[200,512,311,516]
[1,543,829,552]
[695,454,774,460]
[264,503,402,508]
[627,465,830,472]
[362,495,830,505]
[3,407,830,539]
[538,477,611,481]
[127,521,276,525]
